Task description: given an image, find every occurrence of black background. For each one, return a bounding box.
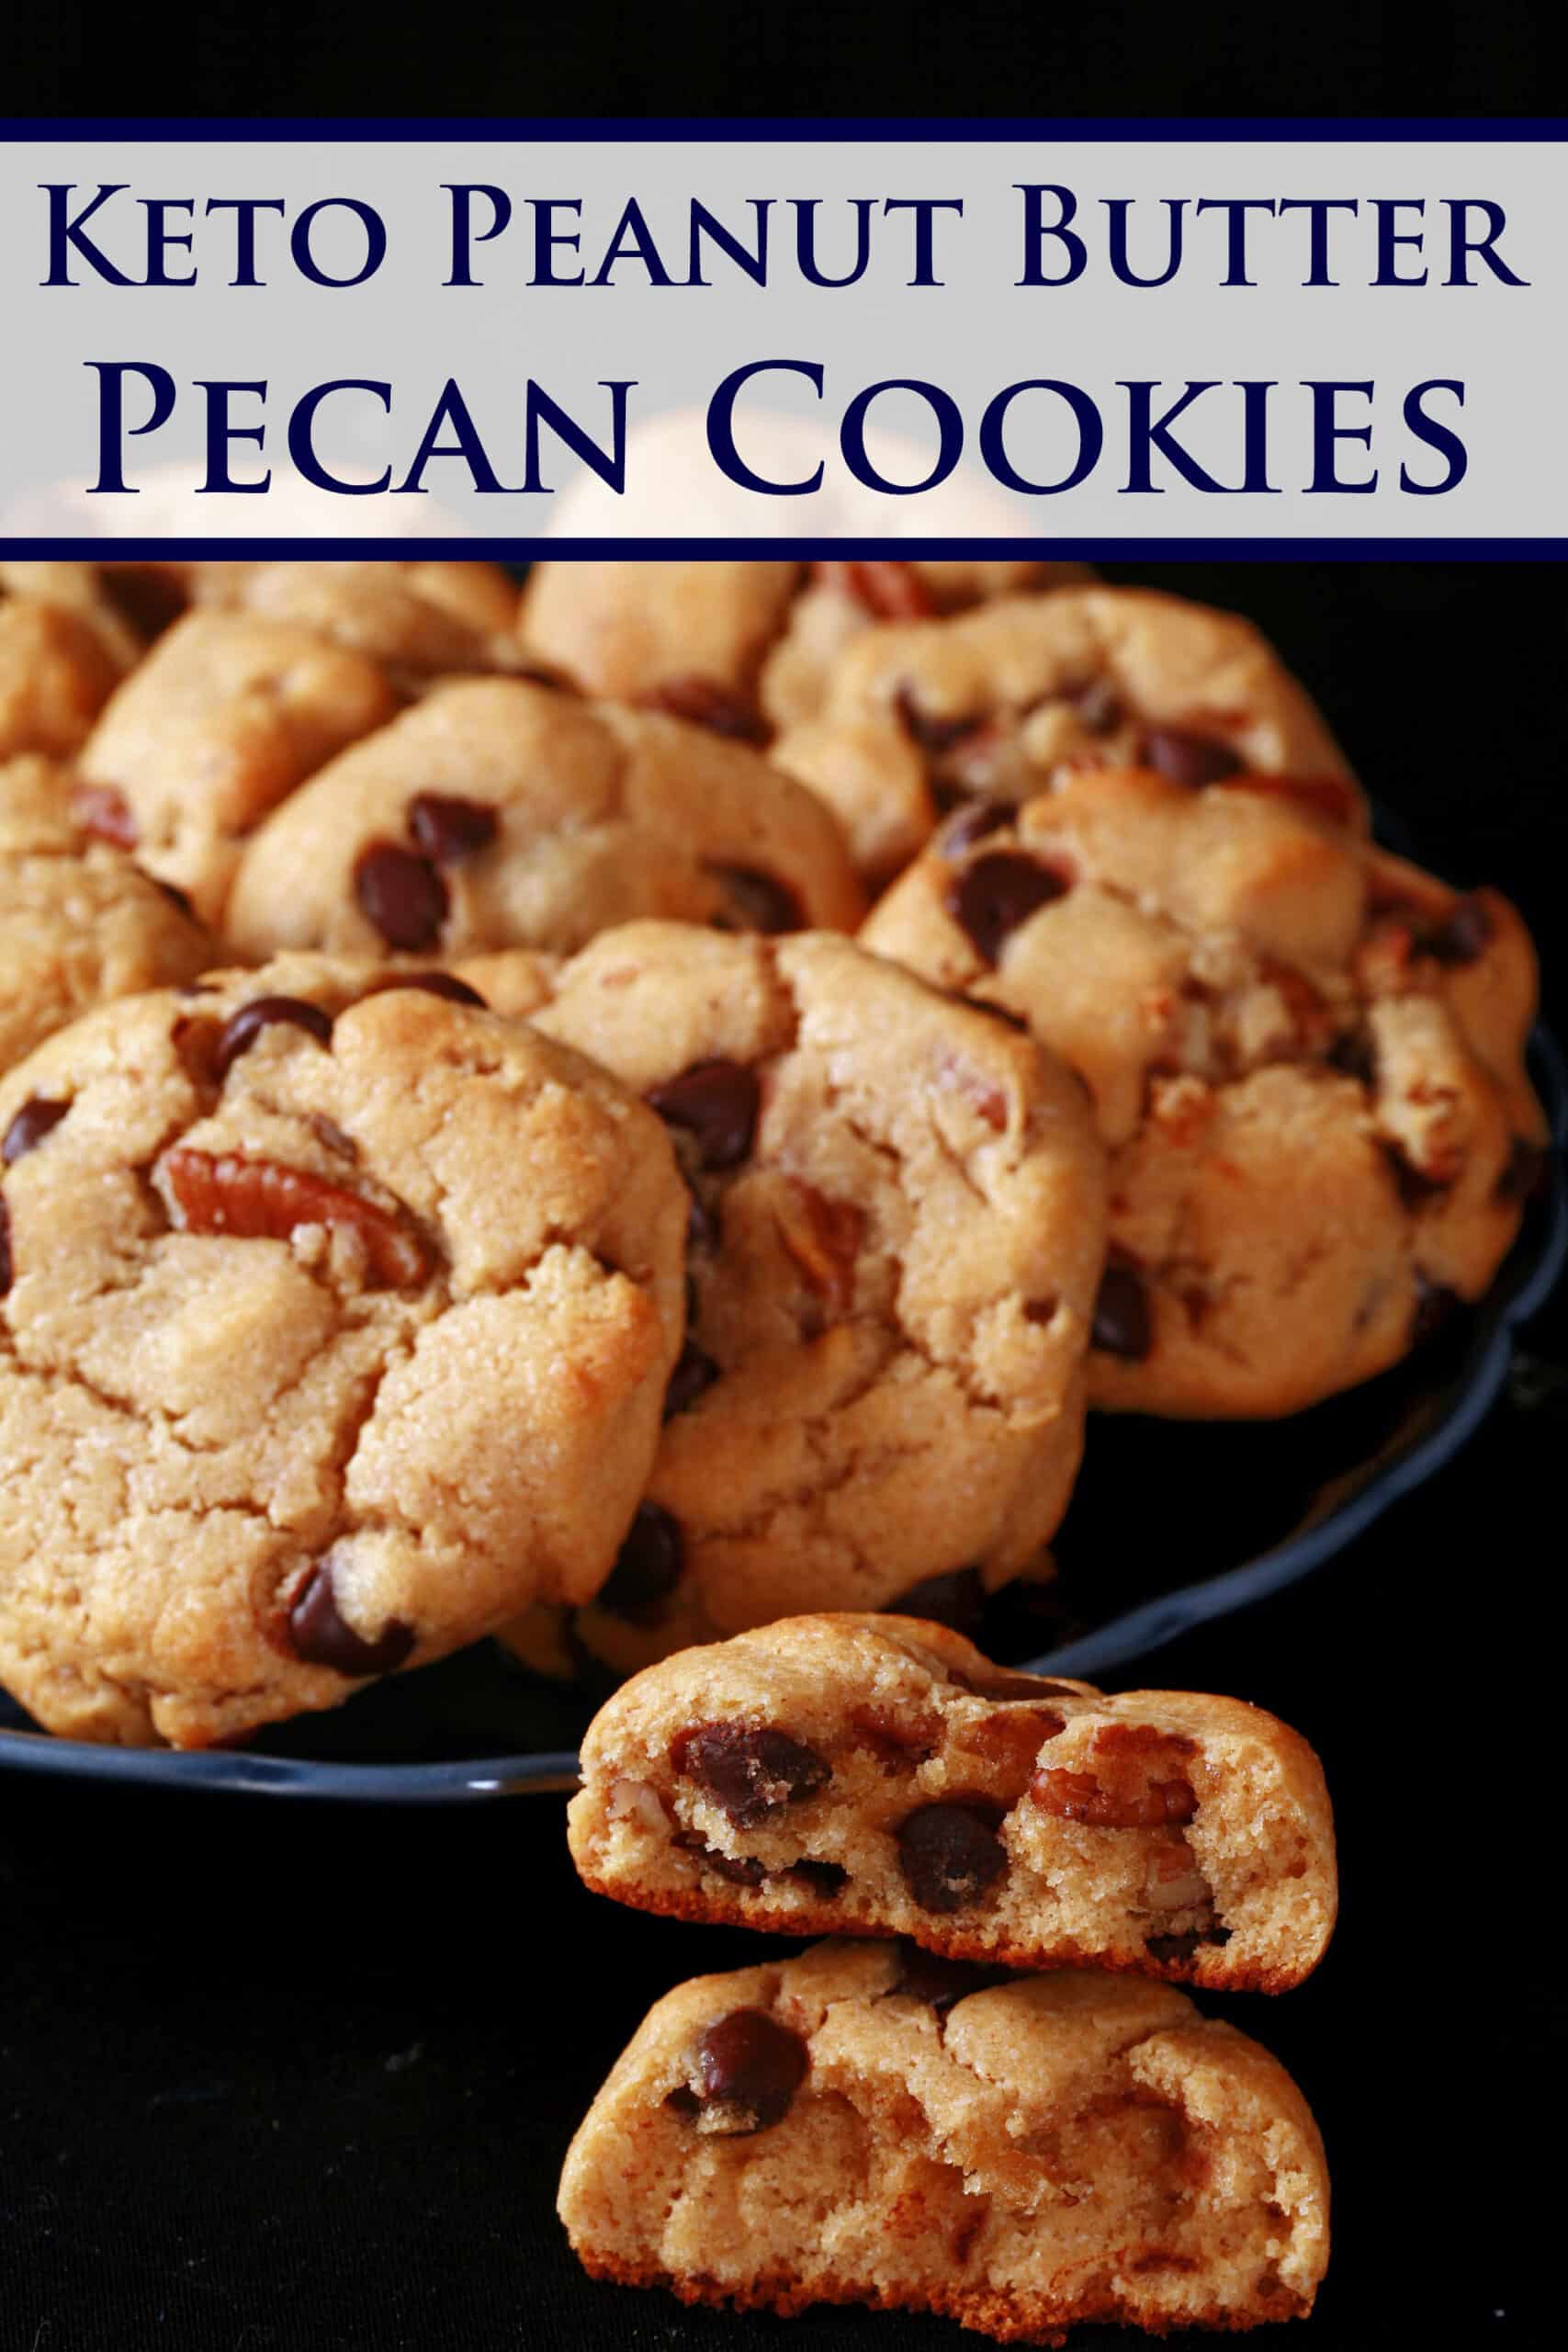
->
[4,15,1565,2347]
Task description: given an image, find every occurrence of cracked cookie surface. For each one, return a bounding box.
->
[517,558,1088,740]
[225,678,864,963]
[474,922,1105,1674]
[75,611,401,923]
[863,765,1544,1416]
[774,583,1360,885]
[130,558,522,680]
[0,755,213,1075]
[568,1612,1336,1991]
[0,954,688,1747]
[559,1938,1329,2340]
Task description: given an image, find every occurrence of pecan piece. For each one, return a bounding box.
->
[1031,1723,1198,1828]
[773,1179,864,1319]
[161,1149,432,1286]
[815,559,935,620]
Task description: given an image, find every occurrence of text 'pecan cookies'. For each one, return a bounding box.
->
[224,679,863,964]
[518,557,1088,742]
[568,1614,1336,1991]
[559,1939,1329,2340]
[863,765,1545,1417]
[775,583,1360,885]
[0,755,213,1076]
[477,923,1106,1675]
[0,956,688,1748]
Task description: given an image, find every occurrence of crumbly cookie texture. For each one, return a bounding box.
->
[0,956,688,1747]
[774,584,1361,885]
[863,765,1544,1417]
[0,578,125,763]
[517,558,1088,741]
[477,923,1105,1675]
[559,1939,1329,2341]
[224,679,864,963]
[75,612,400,923]
[0,755,213,1075]
[568,1614,1336,1992]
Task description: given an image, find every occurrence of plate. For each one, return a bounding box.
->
[3,1032,1562,1803]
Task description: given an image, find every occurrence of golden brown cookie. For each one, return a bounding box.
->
[568,1613,1337,1992]
[0,956,687,1747]
[559,1939,1329,2339]
[478,922,1105,1675]
[224,680,863,962]
[775,583,1360,885]
[0,575,126,763]
[863,764,1544,1416]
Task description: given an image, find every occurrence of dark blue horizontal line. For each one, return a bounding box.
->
[4,537,1564,562]
[4,117,1566,143]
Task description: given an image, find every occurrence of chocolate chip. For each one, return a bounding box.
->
[214,996,334,1080]
[946,852,1070,967]
[406,792,499,865]
[0,1199,11,1296]
[1411,1272,1461,1346]
[891,1566,987,1638]
[694,2009,808,2132]
[1140,727,1247,788]
[1426,893,1495,967]
[2,1098,70,1165]
[896,1800,1009,1913]
[787,1860,849,1898]
[1326,1029,1377,1086]
[641,675,769,745]
[647,1061,760,1171]
[1147,1927,1233,1964]
[671,1724,830,1827]
[948,1666,1080,1703]
[598,1502,683,1626]
[673,1835,770,1887]
[895,683,982,755]
[360,971,489,1009]
[713,865,801,934]
[352,842,448,951]
[1498,1136,1549,1204]
[1092,1261,1153,1361]
[287,1561,415,1677]
[940,799,1013,858]
[100,565,187,640]
[888,1938,1012,2014]
[664,1338,720,1419]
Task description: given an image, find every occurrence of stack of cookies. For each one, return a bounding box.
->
[0,552,1549,2333]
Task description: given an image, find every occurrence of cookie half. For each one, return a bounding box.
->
[559,1939,1329,2338]
[224,679,863,961]
[863,765,1544,1416]
[0,956,687,1747]
[478,923,1105,1672]
[568,1613,1336,1991]
[775,583,1361,884]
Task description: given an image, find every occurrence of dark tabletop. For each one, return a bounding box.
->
[1,561,1562,2350]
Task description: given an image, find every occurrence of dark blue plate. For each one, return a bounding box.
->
[2,1035,1562,1801]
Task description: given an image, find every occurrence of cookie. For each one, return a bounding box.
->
[74,612,401,923]
[0,560,146,672]
[0,574,125,763]
[158,558,522,679]
[567,1613,1337,1992]
[558,1939,1329,2338]
[0,754,213,1075]
[774,583,1361,885]
[0,955,688,1747]
[224,679,864,962]
[517,558,1087,740]
[863,765,1545,1416]
[479,922,1105,1676]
